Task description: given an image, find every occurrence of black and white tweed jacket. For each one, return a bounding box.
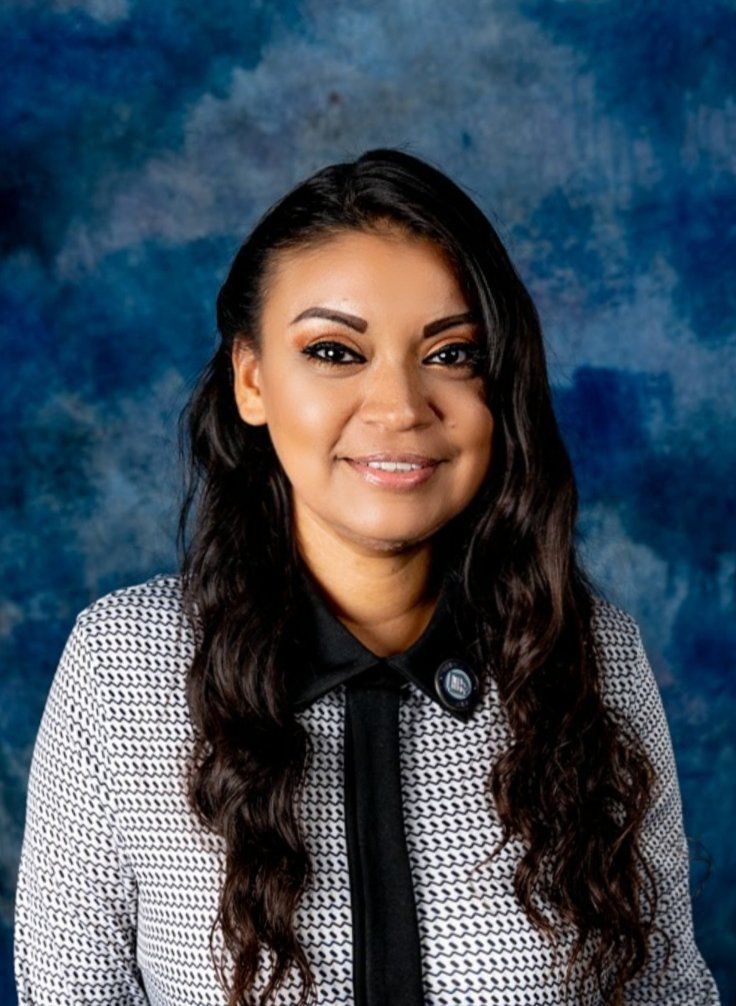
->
[13,571,721,1005]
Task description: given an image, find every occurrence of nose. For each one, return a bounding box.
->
[358,358,436,429]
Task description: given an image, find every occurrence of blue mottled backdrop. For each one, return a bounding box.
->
[2,0,733,1002]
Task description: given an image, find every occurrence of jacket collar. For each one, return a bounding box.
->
[287,564,482,722]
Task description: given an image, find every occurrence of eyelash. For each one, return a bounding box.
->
[301,339,484,370]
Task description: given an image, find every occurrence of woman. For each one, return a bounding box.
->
[14,148,721,1006]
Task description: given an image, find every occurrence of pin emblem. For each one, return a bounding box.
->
[434,658,479,712]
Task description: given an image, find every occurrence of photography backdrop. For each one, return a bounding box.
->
[2,1,734,1002]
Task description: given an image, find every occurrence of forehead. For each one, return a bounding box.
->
[262,229,469,318]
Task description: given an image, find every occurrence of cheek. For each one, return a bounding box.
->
[287,398,337,442]
[262,369,345,467]
[452,399,494,484]
[448,388,494,450]
[474,409,495,459]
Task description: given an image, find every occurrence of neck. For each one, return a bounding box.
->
[296,540,443,659]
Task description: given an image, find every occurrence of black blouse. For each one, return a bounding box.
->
[289,565,481,1005]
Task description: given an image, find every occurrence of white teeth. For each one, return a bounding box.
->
[365,460,424,471]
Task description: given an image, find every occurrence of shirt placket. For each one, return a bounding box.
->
[343,663,425,1006]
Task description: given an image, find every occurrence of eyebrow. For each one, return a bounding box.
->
[289,306,480,338]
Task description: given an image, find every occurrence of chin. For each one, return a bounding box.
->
[340,519,443,553]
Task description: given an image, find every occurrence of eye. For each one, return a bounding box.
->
[300,338,485,370]
[424,341,484,370]
[301,340,365,367]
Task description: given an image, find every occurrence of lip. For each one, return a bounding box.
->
[342,454,442,490]
[346,453,440,466]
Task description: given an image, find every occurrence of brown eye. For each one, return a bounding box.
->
[301,340,365,366]
[424,341,483,369]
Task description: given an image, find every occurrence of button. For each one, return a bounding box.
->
[434,658,479,712]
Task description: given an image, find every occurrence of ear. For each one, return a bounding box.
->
[231,338,268,426]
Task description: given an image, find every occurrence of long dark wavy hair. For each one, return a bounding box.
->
[176,147,672,1005]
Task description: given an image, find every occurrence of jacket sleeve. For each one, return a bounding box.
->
[620,622,721,1005]
[14,616,149,1004]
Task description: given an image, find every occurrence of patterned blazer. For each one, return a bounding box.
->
[14,570,722,1004]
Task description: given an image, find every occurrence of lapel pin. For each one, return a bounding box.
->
[434,658,479,712]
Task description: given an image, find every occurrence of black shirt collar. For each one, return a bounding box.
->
[287,564,481,722]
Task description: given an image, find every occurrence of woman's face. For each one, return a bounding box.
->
[232,227,494,556]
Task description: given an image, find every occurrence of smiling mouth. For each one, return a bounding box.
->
[343,453,440,469]
[341,456,442,490]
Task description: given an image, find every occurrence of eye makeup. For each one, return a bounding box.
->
[300,339,484,371]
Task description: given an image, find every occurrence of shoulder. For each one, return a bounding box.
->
[38,575,199,837]
[34,574,194,778]
[74,571,190,648]
[66,572,195,705]
[589,594,641,661]
[588,594,653,712]
[588,595,673,754]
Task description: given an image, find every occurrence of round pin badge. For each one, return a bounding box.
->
[434,658,479,711]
